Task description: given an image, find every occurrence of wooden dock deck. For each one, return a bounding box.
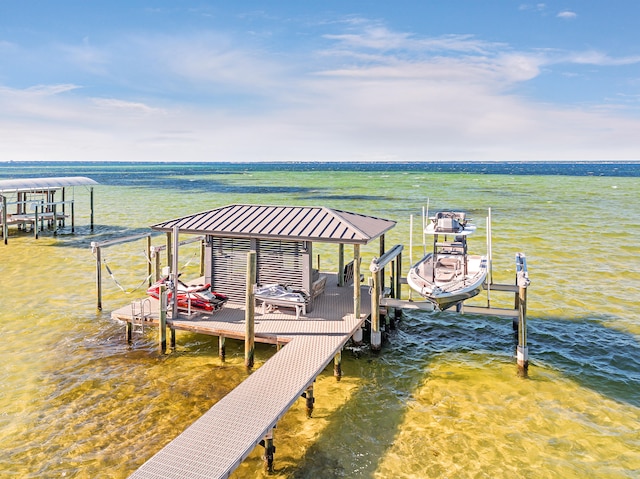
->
[112,273,371,478]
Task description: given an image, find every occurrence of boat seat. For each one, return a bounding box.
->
[435,257,461,281]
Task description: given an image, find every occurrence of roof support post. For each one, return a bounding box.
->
[171,226,179,320]
[245,250,256,369]
[352,244,362,344]
[337,243,345,286]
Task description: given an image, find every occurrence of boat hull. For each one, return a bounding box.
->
[407,254,487,311]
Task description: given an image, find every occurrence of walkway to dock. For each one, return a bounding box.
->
[113,273,370,478]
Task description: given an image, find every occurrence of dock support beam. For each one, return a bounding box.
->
[245,250,256,369]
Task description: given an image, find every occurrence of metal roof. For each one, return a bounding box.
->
[151,204,396,245]
[0,176,98,194]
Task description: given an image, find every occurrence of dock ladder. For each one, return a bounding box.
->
[130,298,151,335]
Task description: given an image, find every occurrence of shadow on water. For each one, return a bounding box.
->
[288,312,516,478]
[530,314,640,408]
[288,311,640,477]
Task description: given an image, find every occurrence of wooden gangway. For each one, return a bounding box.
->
[112,273,370,478]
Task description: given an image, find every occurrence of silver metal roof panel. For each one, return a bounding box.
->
[151,204,396,245]
[0,176,98,194]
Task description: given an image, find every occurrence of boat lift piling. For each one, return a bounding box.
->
[369,244,405,350]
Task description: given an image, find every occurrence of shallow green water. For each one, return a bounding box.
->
[1,164,639,478]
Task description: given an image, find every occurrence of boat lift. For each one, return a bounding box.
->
[369,209,531,375]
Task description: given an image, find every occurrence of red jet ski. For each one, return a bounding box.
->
[147,275,228,313]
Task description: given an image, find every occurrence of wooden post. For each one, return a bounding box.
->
[516,283,528,376]
[170,226,180,320]
[71,200,75,233]
[219,335,226,361]
[338,243,345,286]
[94,243,103,310]
[89,187,94,231]
[159,284,167,354]
[126,321,133,344]
[166,231,172,273]
[52,203,57,236]
[304,383,315,418]
[262,427,275,473]
[146,236,152,286]
[515,253,530,377]
[352,244,362,344]
[245,250,256,369]
[334,350,342,381]
[2,195,7,245]
[371,269,382,351]
[200,238,205,277]
[34,204,39,239]
[394,251,402,322]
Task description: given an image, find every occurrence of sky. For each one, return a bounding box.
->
[1,1,640,163]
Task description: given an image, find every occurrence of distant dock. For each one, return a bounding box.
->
[0,176,98,244]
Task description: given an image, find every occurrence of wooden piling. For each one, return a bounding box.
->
[304,383,315,418]
[334,351,342,380]
[2,195,8,245]
[89,187,94,231]
[370,268,382,351]
[515,253,530,377]
[262,428,275,473]
[219,335,226,361]
[159,284,167,354]
[95,244,103,310]
[245,250,256,369]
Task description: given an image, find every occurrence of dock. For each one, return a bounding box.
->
[101,203,529,478]
[113,273,370,478]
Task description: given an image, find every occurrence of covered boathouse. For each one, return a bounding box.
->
[124,204,397,478]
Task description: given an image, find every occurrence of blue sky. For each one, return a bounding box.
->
[1,1,640,162]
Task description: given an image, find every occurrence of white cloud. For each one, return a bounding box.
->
[557,10,577,19]
[1,20,640,162]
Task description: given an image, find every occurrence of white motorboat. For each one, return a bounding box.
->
[407,211,488,311]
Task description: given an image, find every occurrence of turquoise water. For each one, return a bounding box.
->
[0,163,639,478]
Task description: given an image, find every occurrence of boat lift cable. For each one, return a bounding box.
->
[98,254,153,294]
